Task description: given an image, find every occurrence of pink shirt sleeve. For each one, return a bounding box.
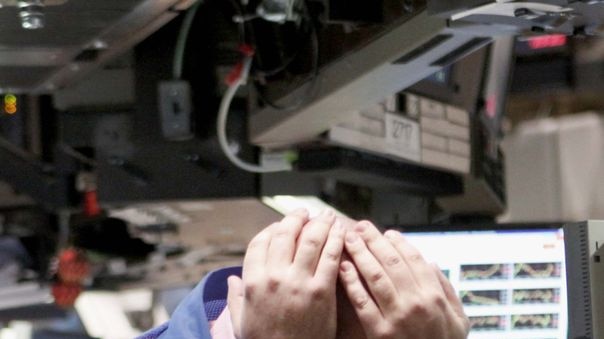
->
[210,308,237,339]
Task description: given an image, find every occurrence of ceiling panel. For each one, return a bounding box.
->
[0,0,187,93]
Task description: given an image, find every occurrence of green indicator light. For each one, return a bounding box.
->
[4,94,17,105]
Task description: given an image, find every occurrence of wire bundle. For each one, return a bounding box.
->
[173,0,320,173]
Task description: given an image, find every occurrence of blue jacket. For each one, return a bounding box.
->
[137,266,242,339]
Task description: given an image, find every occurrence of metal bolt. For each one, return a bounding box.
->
[18,0,45,30]
[21,15,44,29]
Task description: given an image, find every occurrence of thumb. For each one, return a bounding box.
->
[227,275,244,338]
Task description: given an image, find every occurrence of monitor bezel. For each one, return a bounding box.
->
[389,222,565,234]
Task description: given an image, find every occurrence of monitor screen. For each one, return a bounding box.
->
[403,227,567,339]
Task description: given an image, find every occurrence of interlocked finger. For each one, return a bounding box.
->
[292,209,336,275]
[267,209,309,270]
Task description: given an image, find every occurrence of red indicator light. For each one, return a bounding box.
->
[527,34,567,50]
[485,95,497,119]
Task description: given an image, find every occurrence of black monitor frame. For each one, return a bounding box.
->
[390,222,565,233]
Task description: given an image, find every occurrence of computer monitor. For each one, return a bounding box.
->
[400,225,568,339]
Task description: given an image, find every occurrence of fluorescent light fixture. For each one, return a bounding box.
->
[261,195,346,218]
[153,304,170,326]
[0,329,16,339]
[8,321,32,339]
[0,283,52,310]
[75,290,153,339]
[119,289,153,311]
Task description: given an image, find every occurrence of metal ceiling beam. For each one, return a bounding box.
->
[249,11,495,147]
[0,0,194,94]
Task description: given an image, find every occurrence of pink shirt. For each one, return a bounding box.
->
[210,308,237,339]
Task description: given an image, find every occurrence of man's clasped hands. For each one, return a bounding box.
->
[224,209,470,339]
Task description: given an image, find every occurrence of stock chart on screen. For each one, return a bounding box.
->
[404,228,567,339]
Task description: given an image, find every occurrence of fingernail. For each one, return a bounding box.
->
[346,231,359,243]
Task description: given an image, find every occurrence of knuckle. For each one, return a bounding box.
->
[384,255,402,267]
[407,254,424,263]
[309,283,329,300]
[341,269,357,283]
[323,248,340,262]
[266,275,281,293]
[290,285,303,296]
[369,270,386,284]
[408,298,430,317]
[390,302,410,325]
[345,238,365,253]
[303,236,323,250]
[391,315,407,329]
[375,324,395,339]
[346,242,362,254]
[429,292,447,310]
[244,282,258,300]
[413,302,430,316]
[463,315,471,332]
[351,292,371,309]
[273,227,290,238]
[357,222,376,238]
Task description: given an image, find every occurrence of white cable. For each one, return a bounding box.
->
[217,56,293,173]
[173,0,203,79]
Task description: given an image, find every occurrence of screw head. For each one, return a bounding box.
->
[21,14,44,29]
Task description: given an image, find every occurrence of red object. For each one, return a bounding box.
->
[52,283,83,308]
[83,190,101,217]
[225,44,256,86]
[225,62,245,86]
[239,44,255,57]
[485,95,497,119]
[527,34,567,50]
[58,248,90,284]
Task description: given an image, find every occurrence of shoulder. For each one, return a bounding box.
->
[136,266,242,339]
